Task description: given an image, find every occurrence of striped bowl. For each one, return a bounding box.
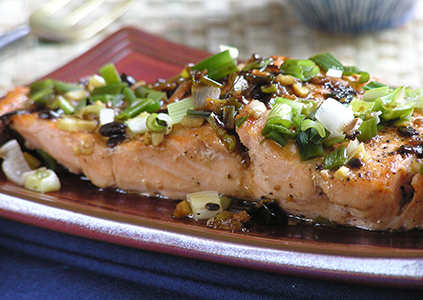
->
[287,0,418,32]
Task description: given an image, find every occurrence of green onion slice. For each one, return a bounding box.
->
[362,81,389,91]
[357,117,378,141]
[309,53,344,72]
[134,86,167,102]
[123,87,137,103]
[296,129,325,161]
[91,82,128,96]
[116,99,154,120]
[146,113,172,134]
[167,97,194,124]
[99,63,122,85]
[235,114,249,128]
[324,145,348,170]
[280,59,319,81]
[191,50,239,81]
[55,95,75,115]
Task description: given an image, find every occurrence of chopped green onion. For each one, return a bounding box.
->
[116,99,154,120]
[192,83,221,110]
[167,97,195,124]
[145,100,161,113]
[191,50,239,81]
[310,53,369,83]
[146,113,166,133]
[123,87,137,103]
[87,74,106,92]
[315,98,354,137]
[91,82,127,96]
[265,103,294,128]
[323,135,347,147]
[99,108,115,125]
[23,167,61,193]
[56,95,75,115]
[300,119,326,138]
[296,129,324,161]
[362,81,389,91]
[99,63,122,85]
[280,59,319,81]
[207,113,236,150]
[56,117,97,132]
[243,57,272,72]
[264,130,288,147]
[357,117,378,141]
[324,145,348,170]
[235,114,249,128]
[219,45,239,62]
[64,89,89,102]
[274,97,304,113]
[74,102,106,118]
[30,79,54,94]
[134,86,167,102]
[222,105,236,129]
[0,139,32,185]
[325,68,343,78]
[348,97,375,118]
[52,80,83,92]
[89,94,124,106]
[199,75,223,88]
[186,191,223,220]
[309,53,344,72]
[261,84,277,94]
[125,114,149,134]
[357,71,370,83]
[363,86,391,102]
[186,109,212,118]
[36,149,57,171]
[30,88,54,106]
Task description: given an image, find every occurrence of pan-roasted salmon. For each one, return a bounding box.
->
[2,51,423,231]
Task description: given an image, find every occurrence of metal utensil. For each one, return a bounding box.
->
[0,0,136,50]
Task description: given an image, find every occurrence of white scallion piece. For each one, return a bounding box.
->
[126,113,149,134]
[64,89,89,102]
[326,68,343,78]
[186,191,223,220]
[219,45,239,60]
[315,98,354,138]
[87,74,106,93]
[99,108,115,125]
[23,167,61,193]
[167,97,194,124]
[192,85,221,110]
[248,100,267,119]
[0,139,31,185]
[157,113,173,134]
[346,139,360,159]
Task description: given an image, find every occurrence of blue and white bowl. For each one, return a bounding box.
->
[288,0,418,33]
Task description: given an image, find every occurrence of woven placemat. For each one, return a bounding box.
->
[1,0,423,97]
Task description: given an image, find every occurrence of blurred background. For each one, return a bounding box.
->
[1,0,423,97]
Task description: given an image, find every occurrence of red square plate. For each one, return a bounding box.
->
[1,27,422,289]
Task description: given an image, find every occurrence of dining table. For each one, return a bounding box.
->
[1,0,423,299]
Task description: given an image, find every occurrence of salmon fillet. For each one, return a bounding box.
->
[2,53,423,231]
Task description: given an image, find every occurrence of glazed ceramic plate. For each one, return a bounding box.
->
[0,27,422,288]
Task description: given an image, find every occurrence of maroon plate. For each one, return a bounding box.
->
[1,27,422,289]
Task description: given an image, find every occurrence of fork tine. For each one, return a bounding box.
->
[63,0,106,27]
[35,0,73,16]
